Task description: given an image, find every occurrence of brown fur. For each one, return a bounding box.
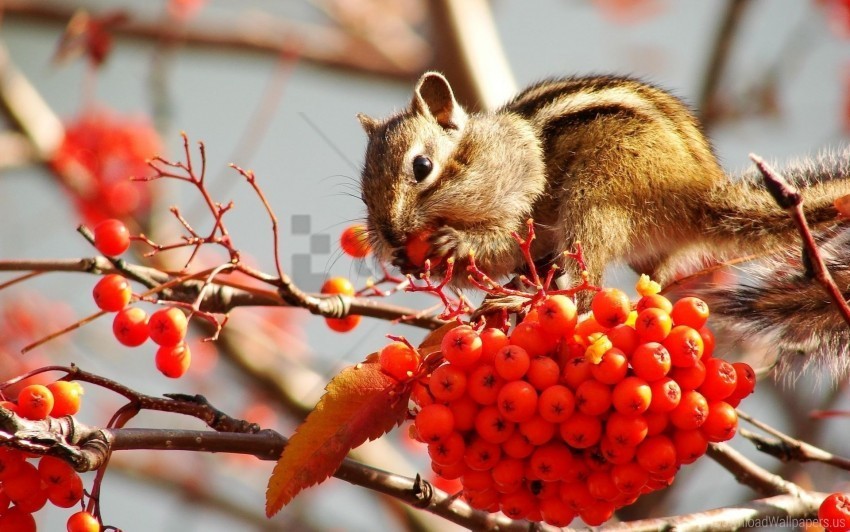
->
[358,73,850,349]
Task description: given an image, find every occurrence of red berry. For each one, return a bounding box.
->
[473,406,515,444]
[612,376,651,416]
[38,456,76,487]
[536,295,578,337]
[494,345,531,380]
[509,319,555,357]
[670,296,709,329]
[699,358,738,400]
[3,461,40,503]
[441,325,483,369]
[700,400,738,442]
[325,315,361,332]
[67,511,101,532]
[591,348,629,385]
[559,412,603,449]
[321,276,355,295]
[611,461,649,494]
[538,384,576,424]
[819,492,850,532]
[148,307,188,347]
[47,471,84,507]
[663,326,704,368]
[155,342,192,378]
[92,274,132,312]
[17,384,55,420]
[529,442,574,481]
[631,342,672,381]
[466,364,503,405]
[112,307,149,346]
[669,390,709,430]
[636,434,677,475]
[48,381,84,417]
[340,223,371,258]
[0,448,25,481]
[379,341,420,381]
[415,404,454,442]
[526,356,560,390]
[635,307,673,342]
[636,293,673,314]
[605,411,648,447]
[94,218,131,256]
[648,377,681,413]
[672,429,709,464]
[0,506,36,532]
[591,288,630,327]
[575,379,612,416]
[518,414,557,446]
[669,359,706,390]
[497,380,538,423]
[479,327,509,364]
[428,431,466,466]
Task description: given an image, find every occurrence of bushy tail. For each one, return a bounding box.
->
[695,149,849,380]
[698,224,850,378]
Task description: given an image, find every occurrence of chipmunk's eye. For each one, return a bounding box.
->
[412,155,433,182]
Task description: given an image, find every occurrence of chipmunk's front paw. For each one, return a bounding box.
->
[430,226,468,262]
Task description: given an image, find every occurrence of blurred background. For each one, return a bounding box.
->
[1,0,850,530]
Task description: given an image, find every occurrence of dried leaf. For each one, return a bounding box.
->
[265,356,410,516]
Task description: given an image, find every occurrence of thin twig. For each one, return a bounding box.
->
[750,153,850,328]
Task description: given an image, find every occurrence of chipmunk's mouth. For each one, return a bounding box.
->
[390,228,447,276]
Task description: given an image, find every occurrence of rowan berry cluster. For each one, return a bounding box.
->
[387,277,755,526]
[90,219,193,378]
[0,383,99,531]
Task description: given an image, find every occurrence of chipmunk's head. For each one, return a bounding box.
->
[357,72,545,280]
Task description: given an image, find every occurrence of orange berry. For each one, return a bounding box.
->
[525,356,560,390]
[669,359,706,390]
[611,461,649,494]
[636,435,678,475]
[636,293,673,314]
[499,488,538,520]
[428,431,466,466]
[491,458,525,491]
[17,384,54,420]
[670,296,709,329]
[501,431,535,459]
[67,511,101,532]
[441,325,483,369]
[592,288,631,327]
[726,362,757,406]
[699,358,738,401]
[340,223,371,258]
[600,435,636,464]
[536,295,578,337]
[112,307,149,346]
[379,341,420,381]
[155,342,192,378]
[562,355,593,389]
[0,506,36,532]
[669,390,709,430]
[47,381,84,417]
[635,307,673,342]
[494,345,531,381]
[479,327,509,364]
[474,406,515,444]
[529,442,574,481]
[607,323,640,356]
[605,411,648,448]
[467,364,503,405]
[518,414,557,446]
[497,380,538,423]
[428,363,466,402]
[663,325,704,368]
[325,315,361,332]
[3,461,40,503]
[463,437,501,471]
[415,404,454,443]
[575,379,612,416]
[700,400,738,442]
[93,218,131,257]
[612,376,651,416]
[587,470,619,501]
[509,319,556,357]
[148,307,188,347]
[630,342,672,381]
[559,412,603,449]
[321,276,355,296]
[648,377,681,413]
[672,429,709,464]
[447,396,478,432]
[537,384,576,424]
[591,348,629,385]
[92,274,132,312]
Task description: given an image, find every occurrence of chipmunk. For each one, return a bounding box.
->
[356,72,850,373]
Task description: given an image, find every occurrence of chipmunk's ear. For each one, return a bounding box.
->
[356,113,379,136]
[412,72,467,131]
